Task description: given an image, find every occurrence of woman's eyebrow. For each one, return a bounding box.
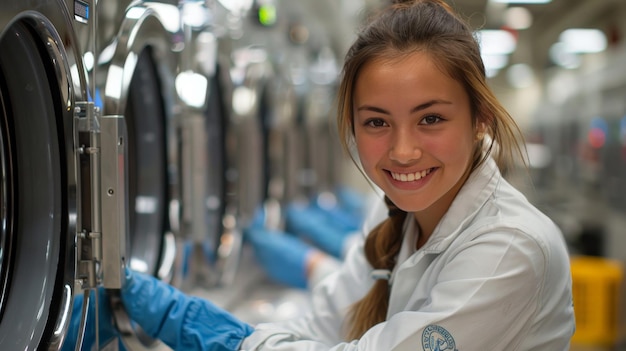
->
[356,99,453,115]
[356,105,390,114]
[410,99,453,113]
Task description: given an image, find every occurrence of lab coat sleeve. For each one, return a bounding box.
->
[241,227,560,351]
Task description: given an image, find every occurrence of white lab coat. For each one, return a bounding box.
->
[242,158,575,350]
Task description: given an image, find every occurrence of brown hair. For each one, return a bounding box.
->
[337,0,526,340]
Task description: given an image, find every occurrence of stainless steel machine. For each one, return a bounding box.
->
[0,0,186,349]
[0,0,348,349]
[0,0,82,348]
[91,1,184,349]
[0,0,138,347]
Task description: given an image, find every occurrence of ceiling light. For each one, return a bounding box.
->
[217,0,253,15]
[477,29,517,55]
[504,7,533,30]
[482,54,509,70]
[559,28,607,53]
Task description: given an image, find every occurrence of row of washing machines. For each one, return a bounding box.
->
[0,0,344,349]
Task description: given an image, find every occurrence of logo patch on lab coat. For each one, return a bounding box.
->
[421,324,457,351]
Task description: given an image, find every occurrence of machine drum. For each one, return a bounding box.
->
[0,20,68,349]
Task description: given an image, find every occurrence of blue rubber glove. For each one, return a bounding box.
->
[285,203,354,259]
[311,199,362,233]
[335,186,367,219]
[62,288,125,351]
[120,269,254,351]
[245,227,315,289]
[309,188,367,234]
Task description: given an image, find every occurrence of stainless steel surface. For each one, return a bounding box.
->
[227,55,273,227]
[97,1,181,281]
[100,115,129,289]
[93,1,184,349]
[0,0,87,348]
[75,100,102,291]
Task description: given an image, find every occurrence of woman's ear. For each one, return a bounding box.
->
[475,122,487,141]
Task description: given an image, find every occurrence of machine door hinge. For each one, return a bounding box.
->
[74,102,127,290]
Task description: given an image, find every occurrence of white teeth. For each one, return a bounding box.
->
[391,168,432,182]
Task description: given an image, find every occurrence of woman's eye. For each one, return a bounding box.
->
[365,118,386,127]
[420,114,442,125]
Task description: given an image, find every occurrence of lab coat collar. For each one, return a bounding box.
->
[419,157,500,254]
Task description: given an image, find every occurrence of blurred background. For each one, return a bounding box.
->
[201,1,626,350]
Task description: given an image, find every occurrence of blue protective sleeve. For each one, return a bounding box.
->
[245,227,313,289]
[120,270,254,351]
[285,204,352,259]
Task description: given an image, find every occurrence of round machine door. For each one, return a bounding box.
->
[203,64,228,269]
[61,44,176,351]
[263,73,302,208]
[0,15,76,350]
[98,3,183,284]
[125,47,173,279]
[227,58,272,228]
[94,4,182,347]
[108,47,175,350]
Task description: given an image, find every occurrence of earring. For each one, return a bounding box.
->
[476,132,485,141]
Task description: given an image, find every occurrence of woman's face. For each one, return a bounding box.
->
[353,51,477,215]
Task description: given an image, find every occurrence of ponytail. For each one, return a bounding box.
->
[344,196,406,340]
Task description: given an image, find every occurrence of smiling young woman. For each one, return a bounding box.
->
[334,0,575,347]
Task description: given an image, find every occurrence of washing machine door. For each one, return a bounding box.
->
[100,2,181,283]
[0,11,79,350]
[124,47,173,280]
[263,73,302,208]
[225,53,271,228]
[95,4,181,349]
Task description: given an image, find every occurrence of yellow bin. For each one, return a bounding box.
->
[570,255,623,347]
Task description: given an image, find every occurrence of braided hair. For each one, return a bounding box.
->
[344,196,406,339]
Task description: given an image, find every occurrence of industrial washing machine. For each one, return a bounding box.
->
[216,0,310,230]
[0,0,129,348]
[93,0,181,288]
[88,0,186,349]
[171,0,238,290]
[0,0,196,348]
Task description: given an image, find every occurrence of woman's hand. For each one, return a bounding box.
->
[120,269,254,351]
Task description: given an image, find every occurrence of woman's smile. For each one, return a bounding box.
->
[389,167,435,182]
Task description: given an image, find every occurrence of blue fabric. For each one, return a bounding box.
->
[334,186,367,218]
[311,200,362,233]
[244,227,313,289]
[61,288,125,351]
[285,204,354,259]
[120,269,254,351]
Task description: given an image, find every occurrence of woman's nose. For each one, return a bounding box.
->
[389,131,422,164]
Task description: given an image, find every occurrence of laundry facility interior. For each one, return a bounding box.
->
[0,0,625,349]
